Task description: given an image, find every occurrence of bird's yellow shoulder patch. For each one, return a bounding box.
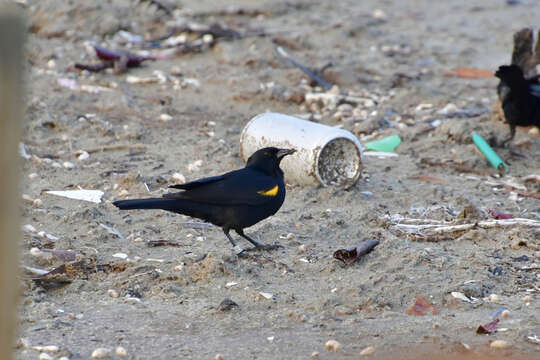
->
[257,185,279,197]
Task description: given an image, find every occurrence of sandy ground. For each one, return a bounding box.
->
[15,0,540,359]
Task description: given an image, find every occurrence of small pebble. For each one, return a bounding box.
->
[22,194,33,202]
[173,264,184,271]
[267,336,274,342]
[112,253,128,259]
[311,351,319,358]
[47,59,56,69]
[91,348,111,358]
[501,310,510,319]
[215,354,223,360]
[372,9,386,19]
[285,233,295,240]
[59,357,70,360]
[33,199,42,207]
[522,295,532,302]
[28,172,39,179]
[325,340,341,352]
[63,161,75,169]
[297,244,307,253]
[115,346,127,357]
[360,346,374,356]
[433,323,440,330]
[40,353,53,360]
[118,189,129,197]
[490,340,510,349]
[107,289,119,298]
[159,113,173,122]
[488,294,500,303]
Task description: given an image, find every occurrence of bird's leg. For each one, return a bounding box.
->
[502,125,516,147]
[223,228,244,255]
[236,229,281,251]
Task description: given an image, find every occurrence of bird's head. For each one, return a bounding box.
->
[246,147,296,177]
[495,65,525,85]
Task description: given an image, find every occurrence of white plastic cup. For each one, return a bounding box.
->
[240,113,363,187]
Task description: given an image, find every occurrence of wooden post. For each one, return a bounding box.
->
[0,5,25,360]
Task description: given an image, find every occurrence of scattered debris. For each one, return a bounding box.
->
[360,346,375,356]
[147,240,184,247]
[472,133,508,173]
[364,135,401,152]
[488,209,514,220]
[405,296,439,316]
[75,45,154,73]
[451,291,474,303]
[333,240,379,265]
[477,318,499,334]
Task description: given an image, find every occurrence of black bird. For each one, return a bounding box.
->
[113,147,296,252]
[495,64,540,144]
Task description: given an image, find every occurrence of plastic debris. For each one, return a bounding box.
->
[472,133,508,173]
[364,135,402,152]
[45,189,104,204]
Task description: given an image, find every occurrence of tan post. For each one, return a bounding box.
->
[0,4,25,360]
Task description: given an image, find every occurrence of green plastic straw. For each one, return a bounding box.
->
[364,134,402,152]
[472,133,508,173]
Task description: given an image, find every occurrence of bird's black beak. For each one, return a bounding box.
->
[277,148,296,159]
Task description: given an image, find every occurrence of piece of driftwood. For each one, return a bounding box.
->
[0,6,25,360]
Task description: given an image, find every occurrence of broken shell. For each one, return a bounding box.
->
[33,345,59,353]
[33,199,42,207]
[28,172,39,179]
[118,189,129,197]
[107,289,119,298]
[501,310,510,319]
[39,353,53,360]
[311,352,320,358]
[22,224,36,233]
[91,348,111,358]
[115,347,127,357]
[76,151,90,161]
[325,340,341,352]
[63,161,75,169]
[360,346,374,356]
[171,172,186,184]
[112,253,128,259]
[159,113,173,122]
[490,340,510,349]
[297,244,307,253]
[259,292,273,300]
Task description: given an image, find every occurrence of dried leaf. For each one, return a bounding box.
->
[477,318,499,334]
[405,296,440,316]
[333,240,379,265]
[446,68,493,78]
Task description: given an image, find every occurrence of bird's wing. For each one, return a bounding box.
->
[529,83,540,98]
[164,169,282,206]
[169,174,226,190]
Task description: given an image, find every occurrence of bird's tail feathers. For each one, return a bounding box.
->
[113,198,179,211]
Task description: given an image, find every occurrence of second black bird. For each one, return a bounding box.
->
[113,147,296,252]
[495,64,540,144]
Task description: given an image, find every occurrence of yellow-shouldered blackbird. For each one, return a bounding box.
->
[495,64,540,144]
[113,147,295,252]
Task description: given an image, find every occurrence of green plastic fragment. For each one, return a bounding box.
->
[364,134,402,152]
[472,133,509,173]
